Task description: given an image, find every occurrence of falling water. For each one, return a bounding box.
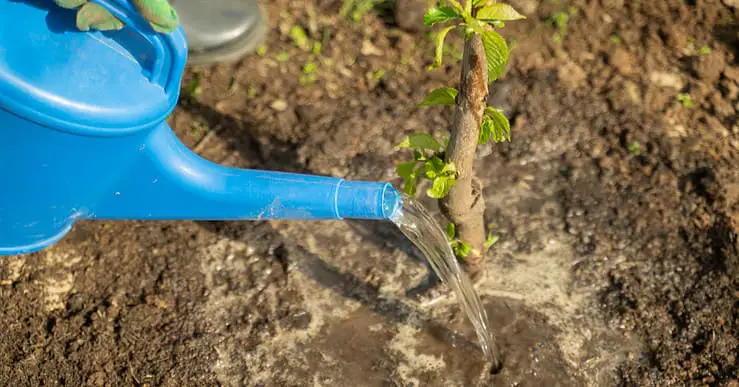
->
[390,193,500,368]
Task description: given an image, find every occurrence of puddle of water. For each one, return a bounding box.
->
[390,193,499,369]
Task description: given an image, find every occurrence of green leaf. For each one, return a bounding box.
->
[479,115,493,144]
[427,175,456,199]
[397,133,444,151]
[403,175,418,196]
[453,241,472,258]
[445,0,467,16]
[424,157,457,180]
[289,25,310,51]
[423,6,461,26]
[418,87,458,106]
[397,162,422,196]
[441,160,457,174]
[480,29,509,82]
[424,156,446,179]
[445,222,456,240]
[485,107,511,142]
[472,0,490,7]
[431,25,457,69]
[484,233,499,249]
[477,4,526,21]
[396,161,417,179]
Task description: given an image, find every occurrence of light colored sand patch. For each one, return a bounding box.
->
[479,239,634,384]
[2,257,25,282]
[387,324,449,387]
[43,272,75,311]
[199,238,364,386]
[41,250,82,312]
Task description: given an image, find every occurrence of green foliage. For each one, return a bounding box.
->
[395,135,458,197]
[484,233,499,249]
[431,25,458,69]
[397,133,444,151]
[550,11,569,42]
[289,25,310,51]
[445,222,473,259]
[424,6,462,26]
[341,0,384,22]
[419,87,458,106]
[184,71,202,98]
[276,52,290,62]
[677,93,694,109]
[628,141,641,156]
[476,4,526,22]
[479,29,509,82]
[479,107,511,144]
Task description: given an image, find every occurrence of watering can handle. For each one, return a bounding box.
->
[91,0,186,93]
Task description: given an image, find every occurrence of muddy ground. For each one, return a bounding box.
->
[1,0,738,385]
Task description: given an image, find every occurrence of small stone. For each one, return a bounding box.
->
[649,71,685,90]
[361,40,384,56]
[624,81,642,104]
[669,125,688,138]
[270,99,288,112]
[722,0,739,8]
[609,48,637,76]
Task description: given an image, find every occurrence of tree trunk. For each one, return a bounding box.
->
[439,33,488,279]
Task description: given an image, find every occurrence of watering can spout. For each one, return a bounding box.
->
[92,123,401,222]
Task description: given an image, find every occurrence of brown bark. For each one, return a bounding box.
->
[439,34,489,278]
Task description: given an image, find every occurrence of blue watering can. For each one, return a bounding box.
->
[0,0,401,255]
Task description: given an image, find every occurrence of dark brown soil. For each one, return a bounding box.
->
[2,0,738,386]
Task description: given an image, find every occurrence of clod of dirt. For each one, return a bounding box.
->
[692,51,727,83]
[558,60,588,89]
[608,48,637,76]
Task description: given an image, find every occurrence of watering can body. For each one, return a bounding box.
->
[0,0,400,255]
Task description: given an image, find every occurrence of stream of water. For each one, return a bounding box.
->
[389,193,499,368]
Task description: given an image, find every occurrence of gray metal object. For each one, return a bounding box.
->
[171,0,267,65]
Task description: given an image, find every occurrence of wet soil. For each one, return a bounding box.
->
[1,0,738,385]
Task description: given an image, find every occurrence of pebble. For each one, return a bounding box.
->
[361,40,384,56]
[270,99,288,112]
[649,71,685,90]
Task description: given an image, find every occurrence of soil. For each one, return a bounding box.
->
[2,0,738,386]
